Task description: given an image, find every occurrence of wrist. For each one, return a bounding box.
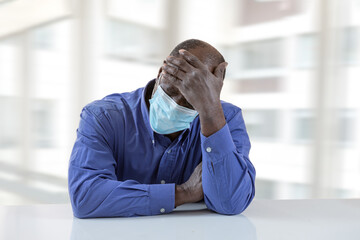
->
[198,102,226,137]
[175,185,187,207]
[196,99,222,117]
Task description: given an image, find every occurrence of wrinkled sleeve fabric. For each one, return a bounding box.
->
[68,106,175,218]
[201,107,256,215]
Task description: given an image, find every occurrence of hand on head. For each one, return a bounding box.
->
[161,49,228,115]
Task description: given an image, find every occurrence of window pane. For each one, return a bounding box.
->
[240,39,284,70]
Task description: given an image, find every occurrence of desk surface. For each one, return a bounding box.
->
[0,199,359,240]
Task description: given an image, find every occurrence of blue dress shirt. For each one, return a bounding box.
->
[68,79,256,218]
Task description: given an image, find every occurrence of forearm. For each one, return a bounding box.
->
[201,123,256,215]
[174,162,204,207]
[202,152,255,214]
[198,100,226,137]
[175,185,186,207]
[69,165,175,218]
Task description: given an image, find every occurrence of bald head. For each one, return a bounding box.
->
[169,39,225,73]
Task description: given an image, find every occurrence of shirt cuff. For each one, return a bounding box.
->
[200,123,236,162]
[148,183,175,215]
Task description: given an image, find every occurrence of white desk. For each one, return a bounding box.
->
[0,199,359,240]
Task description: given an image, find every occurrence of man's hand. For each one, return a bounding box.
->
[175,162,203,207]
[163,49,227,114]
[162,49,228,137]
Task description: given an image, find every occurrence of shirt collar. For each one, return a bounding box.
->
[141,79,156,141]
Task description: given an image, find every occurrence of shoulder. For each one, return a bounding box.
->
[83,87,143,118]
[220,100,243,121]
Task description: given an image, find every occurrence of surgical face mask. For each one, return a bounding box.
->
[149,85,198,134]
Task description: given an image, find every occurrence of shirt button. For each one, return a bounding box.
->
[206,147,212,153]
[161,180,166,184]
[167,149,171,153]
[160,208,165,213]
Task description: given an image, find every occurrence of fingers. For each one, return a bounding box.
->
[162,62,187,81]
[162,72,187,99]
[214,61,228,79]
[162,71,178,83]
[161,72,184,95]
[165,55,192,73]
[179,49,205,69]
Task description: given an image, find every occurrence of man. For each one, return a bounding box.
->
[68,39,256,218]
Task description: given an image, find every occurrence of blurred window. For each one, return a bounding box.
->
[106,0,166,28]
[105,19,165,63]
[296,33,317,68]
[293,110,314,142]
[255,179,277,198]
[240,39,284,70]
[31,25,55,50]
[0,0,71,38]
[239,0,303,26]
[0,97,20,148]
[337,109,356,144]
[340,27,359,65]
[32,100,55,148]
[0,37,21,96]
[243,109,280,140]
[236,77,283,93]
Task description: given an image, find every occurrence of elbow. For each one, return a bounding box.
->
[73,211,94,219]
[216,202,245,215]
[225,203,245,215]
[220,195,254,215]
[215,207,241,216]
[73,210,87,219]
[70,196,94,219]
[211,188,255,216]
[68,174,100,218]
[230,187,256,215]
[72,204,91,219]
[69,185,97,218]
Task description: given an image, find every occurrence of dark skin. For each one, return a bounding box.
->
[146,46,228,208]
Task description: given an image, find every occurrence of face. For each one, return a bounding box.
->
[151,47,218,110]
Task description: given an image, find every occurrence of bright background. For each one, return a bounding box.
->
[0,0,359,205]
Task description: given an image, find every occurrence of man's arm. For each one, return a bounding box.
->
[163,50,255,214]
[173,108,255,214]
[68,106,175,218]
[200,108,255,214]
